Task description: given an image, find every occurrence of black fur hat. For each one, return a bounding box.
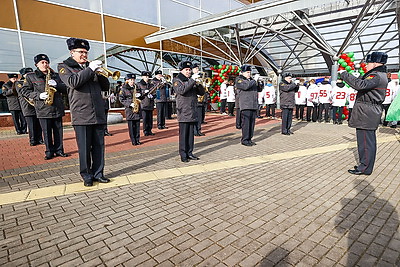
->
[154,70,162,75]
[125,73,136,80]
[34,54,50,64]
[178,61,193,71]
[7,74,18,78]
[192,63,199,69]
[19,67,34,75]
[66,37,90,51]
[366,52,388,64]
[240,65,252,72]
[283,73,293,78]
[141,71,152,77]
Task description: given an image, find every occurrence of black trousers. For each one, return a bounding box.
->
[348,108,353,122]
[382,104,390,126]
[201,105,206,123]
[167,102,173,119]
[179,122,195,159]
[236,108,242,129]
[104,109,109,132]
[295,105,305,120]
[39,117,64,157]
[156,102,167,128]
[356,128,376,175]
[220,99,227,113]
[194,106,203,135]
[10,110,27,134]
[74,124,105,181]
[281,108,293,134]
[333,106,344,123]
[306,105,318,122]
[266,104,276,117]
[241,109,256,144]
[128,120,140,144]
[318,103,330,122]
[26,116,43,145]
[227,102,235,115]
[142,110,153,135]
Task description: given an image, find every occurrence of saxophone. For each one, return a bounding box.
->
[44,69,57,106]
[132,84,141,113]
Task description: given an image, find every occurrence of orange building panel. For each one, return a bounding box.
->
[103,16,159,49]
[0,0,17,29]
[17,0,103,41]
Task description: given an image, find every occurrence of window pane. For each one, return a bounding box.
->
[0,29,22,72]
[161,0,200,27]
[36,0,101,12]
[102,0,158,25]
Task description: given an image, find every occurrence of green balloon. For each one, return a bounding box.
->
[338,59,344,64]
[217,81,221,85]
[341,62,348,67]
[345,66,352,71]
[342,114,346,119]
[349,70,354,73]
[218,102,221,107]
[351,57,355,62]
[218,65,222,69]
[348,52,354,58]
[210,96,214,99]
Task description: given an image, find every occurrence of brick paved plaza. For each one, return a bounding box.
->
[0,114,399,266]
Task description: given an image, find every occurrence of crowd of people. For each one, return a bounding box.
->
[1,39,398,182]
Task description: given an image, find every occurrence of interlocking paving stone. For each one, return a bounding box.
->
[0,118,399,266]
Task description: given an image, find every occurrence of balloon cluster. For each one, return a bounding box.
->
[208,65,240,104]
[337,52,356,73]
[335,106,350,120]
[338,52,368,75]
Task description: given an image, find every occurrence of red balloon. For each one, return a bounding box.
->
[360,63,366,67]
[222,65,226,69]
[340,54,348,59]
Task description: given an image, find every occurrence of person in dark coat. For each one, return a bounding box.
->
[235,65,259,146]
[153,70,168,130]
[16,67,43,146]
[279,73,299,135]
[192,64,206,136]
[137,71,156,136]
[20,54,68,160]
[102,91,113,136]
[58,37,110,186]
[119,73,143,145]
[2,74,27,134]
[173,61,205,162]
[340,52,388,175]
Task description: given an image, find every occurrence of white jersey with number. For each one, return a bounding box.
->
[318,82,332,104]
[295,85,307,105]
[306,84,319,107]
[263,85,276,105]
[331,85,348,107]
[347,88,357,109]
[226,85,235,102]
[220,83,228,99]
[383,80,397,104]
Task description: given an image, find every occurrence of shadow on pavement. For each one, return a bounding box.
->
[334,179,400,266]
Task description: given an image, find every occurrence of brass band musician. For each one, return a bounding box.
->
[20,54,68,160]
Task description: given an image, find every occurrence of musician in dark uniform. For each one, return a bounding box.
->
[137,71,156,136]
[192,65,206,136]
[16,67,43,146]
[235,65,258,146]
[153,70,168,129]
[2,74,27,135]
[279,73,299,135]
[20,54,68,160]
[103,91,113,136]
[173,61,205,162]
[58,37,110,186]
[340,52,388,175]
[119,73,143,145]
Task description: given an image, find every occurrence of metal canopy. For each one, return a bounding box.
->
[144,0,399,76]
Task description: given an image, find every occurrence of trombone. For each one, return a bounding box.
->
[88,60,120,80]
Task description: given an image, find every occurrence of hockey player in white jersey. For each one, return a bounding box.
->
[317,76,333,122]
[306,79,319,122]
[295,78,307,121]
[263,78,276,119]
[331,79,348,124]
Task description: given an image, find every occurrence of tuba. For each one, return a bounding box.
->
[131,84,141,113]
[197,77,212,103]
[44,69,57,106]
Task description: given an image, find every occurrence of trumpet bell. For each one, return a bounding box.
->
[100,68,120,80]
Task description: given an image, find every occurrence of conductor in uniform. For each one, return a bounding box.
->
[2,74,27,135]
[20,54,68,160]
[340,52,388,175]
[58,37,110,186]
[279,73,299,135]
[235,65,258,146]
[173,61,205,162]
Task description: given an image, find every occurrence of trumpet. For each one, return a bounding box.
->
[88,60,120,80]
[164,74,171,83]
